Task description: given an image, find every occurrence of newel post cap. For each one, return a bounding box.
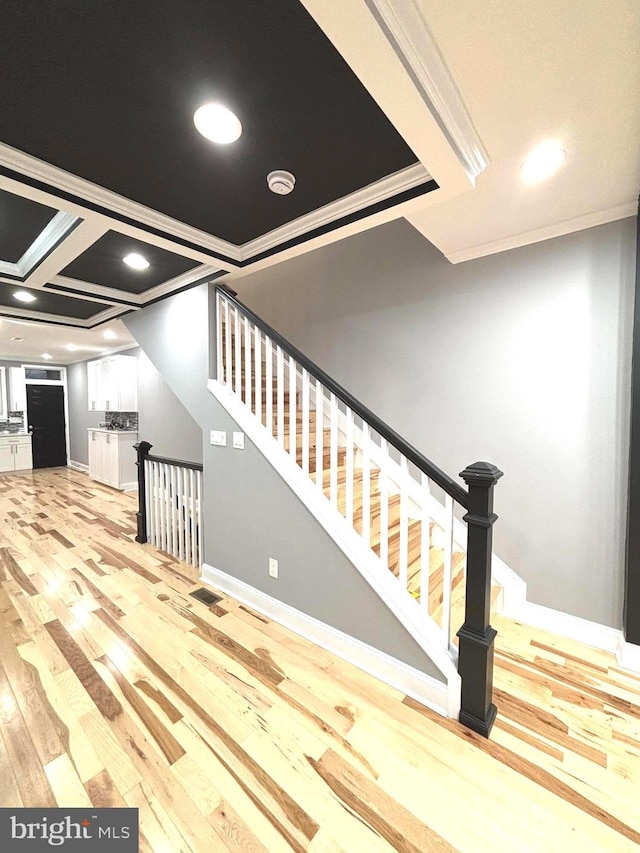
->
[134,440,153,456]
[459,460,504,487]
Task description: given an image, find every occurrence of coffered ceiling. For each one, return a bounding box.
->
[0,0,638,363]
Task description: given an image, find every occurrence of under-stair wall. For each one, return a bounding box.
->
[123,283,452,713]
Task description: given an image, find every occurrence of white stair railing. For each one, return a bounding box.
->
[214,286,503,737]
[216,289,464,652]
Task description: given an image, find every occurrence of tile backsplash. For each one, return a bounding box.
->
[0,411,26,434]
[104,411,139,431]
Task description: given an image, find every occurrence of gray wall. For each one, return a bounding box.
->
[124,284,443,678]
[232,217,637,629]
[67,346,203,466]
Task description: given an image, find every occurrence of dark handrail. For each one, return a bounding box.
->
[216,286,468,508]
[147,453,203,472]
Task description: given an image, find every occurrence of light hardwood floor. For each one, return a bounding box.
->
[0,467,639,851]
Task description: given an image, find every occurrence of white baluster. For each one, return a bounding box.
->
[254,326,262,423]
[265,336,273,436]
[160,464,167,553]
[399,456,409,594]
[224,299,232,388]
[442,494,454,650]
[361,424,371,548]
[178,467,185,562]
[379,439,389,569]
[329,392,338,507]
[315,380,323,489]
[184,468,192,565]
[244,316,252,409]
[196,469,203,568]
[170,465,178,558]
[288,356,296,459]
[233,308,241,396]
[216,293,224,383]
[345,408,354,525]
[420,473,431,617]
[276,346,284,446]
[301,368,310,474]
[145,459,152,544]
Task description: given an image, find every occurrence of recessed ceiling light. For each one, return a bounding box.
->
[13,290,37,303]
[123,252,150,271]
[267,170,296,195]
[194,103,242,144]
[41,353,52,360]
[520,141,566,184]
[11,336,23,342]
[66,344,79,352]
[103,329,118,340]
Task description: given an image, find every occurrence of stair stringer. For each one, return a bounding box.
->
[209,378,462,718]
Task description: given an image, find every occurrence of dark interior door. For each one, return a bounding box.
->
[26,385,68,469]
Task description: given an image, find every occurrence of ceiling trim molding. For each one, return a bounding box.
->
[0,262,20,279]
[18,210,81,277]
[0,143,242,266]
[445,201,639,264]
[240,163,430,259]
[45,276,141,307]
[363,0,488,182]
[0,302,131,328]
[131,264,223,304]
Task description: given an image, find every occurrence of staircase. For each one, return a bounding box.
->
[210,286,503,735]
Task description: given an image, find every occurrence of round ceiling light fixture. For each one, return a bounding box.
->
[103,329,118,340]
[194,103,242,144]
[267,170,296,195]
[66,344,79,352]
[41,352,52,360]
[11,336,24,342]
[520,141,566,184]
[123,252,150,271]
[13,290,37,303]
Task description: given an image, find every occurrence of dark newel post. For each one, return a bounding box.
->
[134,441,152,544]
[624,196,640,646]
[457,461,503,737]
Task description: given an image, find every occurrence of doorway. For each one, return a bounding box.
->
[26,385,68,468]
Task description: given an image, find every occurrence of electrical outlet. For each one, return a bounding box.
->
[210,430,226,446]
[232,431,245,449]
[268,557,278,578]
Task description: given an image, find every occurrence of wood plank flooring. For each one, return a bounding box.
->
[0,467,639,851]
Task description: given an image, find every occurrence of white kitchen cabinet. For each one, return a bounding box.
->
[8,367,26,413]
[0,435,33,472]
[88,429,138,490]
[87,355,137,411]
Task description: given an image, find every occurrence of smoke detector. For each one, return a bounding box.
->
[267,170,295,195]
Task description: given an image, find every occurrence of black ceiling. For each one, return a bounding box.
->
[61,232,200,294]
[0,190,57,264]
[0,286,106,320]
[1,0,418,246]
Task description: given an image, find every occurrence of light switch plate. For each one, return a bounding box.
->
[232,431,245,449]
[268,557,278,578]
[210,430,226,446]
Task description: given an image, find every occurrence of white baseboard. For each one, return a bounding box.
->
[122,481,138,492]
[507,598,622,655]
[68,460,89,473]
[617,639,640,674]
[201,562,452,718]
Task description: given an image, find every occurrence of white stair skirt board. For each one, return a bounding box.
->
[209,378,461,716]
[68,460,89,473]
[201,563,451,718]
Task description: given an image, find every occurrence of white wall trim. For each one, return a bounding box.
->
[201,562,450,717]
[617,640,640,675]
[208,378,461,714]
[505,598,622,655]
[68,460,89,473]
[445,201,638,264]
[18,211,80,276]
[241,164,432,260]
[363,0,488,182]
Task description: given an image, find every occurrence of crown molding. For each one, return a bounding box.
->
[241,163,431,260]
[0,302,128,328]
[0,143,241,265]
[445,201,638,264]
[18,210,80,276]
[364,0,488,182]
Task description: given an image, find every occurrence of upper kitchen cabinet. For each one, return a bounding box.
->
[8,366,26,413]
[88,354,137,411]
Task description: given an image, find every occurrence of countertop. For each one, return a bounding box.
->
[0,432,31,437]
[87,428,138,433]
